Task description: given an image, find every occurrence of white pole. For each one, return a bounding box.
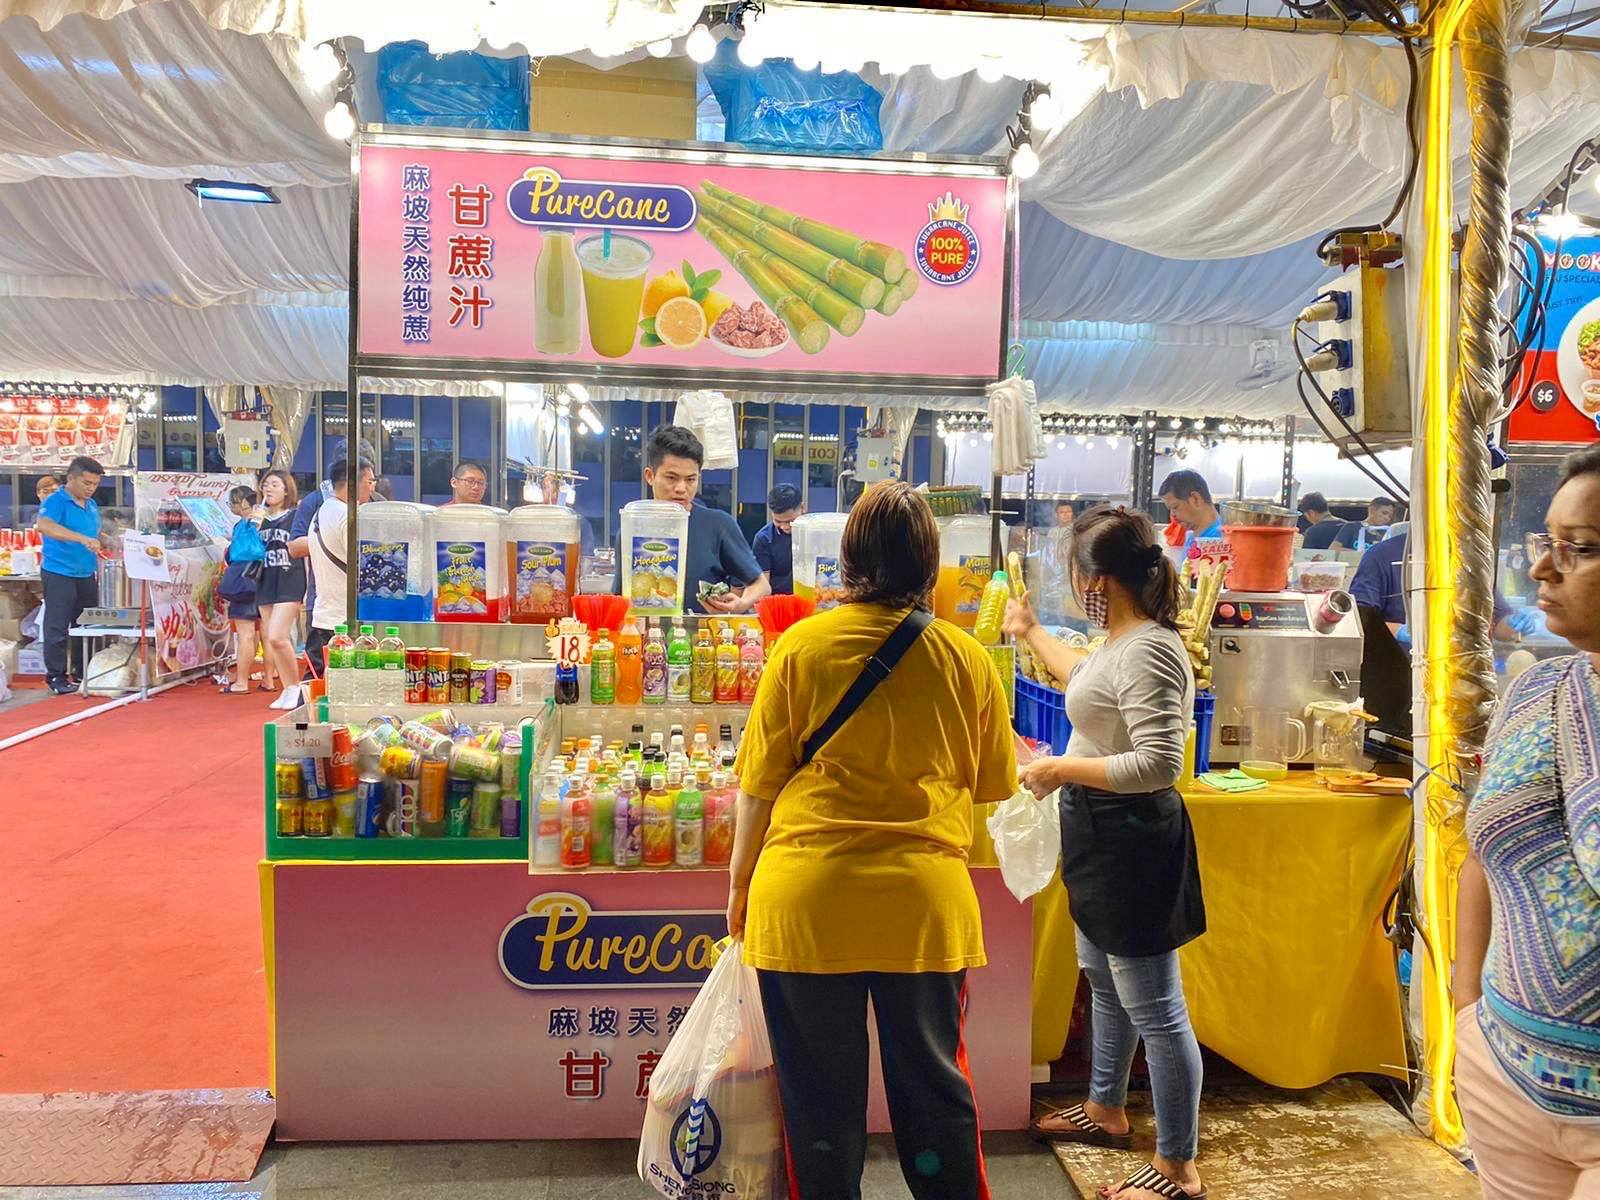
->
[0,676,189,753]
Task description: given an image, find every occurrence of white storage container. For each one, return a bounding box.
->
[935,514,993,629]
[620,500,690,617]
[792,512,849,610]
[505,504,581,625]
[356,501,434,623]
[429,504,506,623]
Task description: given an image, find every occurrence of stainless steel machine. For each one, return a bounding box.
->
[1207,589,1364,767]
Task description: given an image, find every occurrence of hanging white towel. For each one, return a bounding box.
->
[674,390,739,471]
[987,374,1045,477]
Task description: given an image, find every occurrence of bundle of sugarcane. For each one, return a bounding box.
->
[698,212,865,336]
[701,180,908,285]
[1175,559,1225,690]
[696,190,885,312]
[877,265,920,316]
[694,215,830,355]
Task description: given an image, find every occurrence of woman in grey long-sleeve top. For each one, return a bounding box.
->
[1008,506,1208,1200]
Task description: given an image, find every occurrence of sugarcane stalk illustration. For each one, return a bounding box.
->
[694,215,830,355]
[701,214,865,336]
[701,180,907,285]
[697,190,885,311]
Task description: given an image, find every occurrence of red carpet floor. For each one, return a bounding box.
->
[0,681,271,1093]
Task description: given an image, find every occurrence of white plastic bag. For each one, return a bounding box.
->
[638,939,784,1199]
[674,390,739,471]
[986,788,1061,901]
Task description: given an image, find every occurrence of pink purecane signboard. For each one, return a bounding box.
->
[355,132,1013,393]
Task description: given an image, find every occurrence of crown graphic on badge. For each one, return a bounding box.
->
[927,191,970,224]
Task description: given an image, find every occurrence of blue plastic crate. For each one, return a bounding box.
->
[1193,690,1216,775]
[1014,674,1072,755]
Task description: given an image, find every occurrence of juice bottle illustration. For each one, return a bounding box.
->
[617,617,643,705]
[534,229,581,355]
[590,628,616,704]
[642,775,674,867]
[576,234,653,358]
[715,628,739,703]
[668,622,691,702]
[739,629,764,703]
[642,620,668,705]
[691,625,715,704]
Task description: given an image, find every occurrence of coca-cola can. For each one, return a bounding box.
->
[329,725,357,792]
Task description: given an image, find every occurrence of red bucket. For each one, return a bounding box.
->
[1222,525,1297,592]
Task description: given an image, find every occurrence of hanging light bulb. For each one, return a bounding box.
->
[1009,140,1039,180]
[793,53,819,72]
[737,36,765,67]
[982,430,994,443]
[1027,88,1061,131]
[298,42,341,89]
[1106,435,1120,449]
[976,58,1005,83]
[646,38,673,58]
[1074,434,1087,445]
[323,100,355,141]
[686,23,716,63]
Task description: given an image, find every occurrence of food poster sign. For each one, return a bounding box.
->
[0,391,132,470]
[133,473,241,677]
[356,140,1009,389]
[1510,233,1600,442]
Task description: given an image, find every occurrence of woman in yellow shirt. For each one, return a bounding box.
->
[728,481,1018,1200]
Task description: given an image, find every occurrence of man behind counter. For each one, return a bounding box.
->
[750,483,802,595]
[619,426,771,615]
[1157,469,1224,553]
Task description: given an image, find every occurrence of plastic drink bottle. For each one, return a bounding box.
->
[352,624,380,705]
[642,621,668,705]
[590,629,616,704]
[703,771,735,865]
[614,773,641,868]
[714,629,739,703]
[691,626,715,703]
[561,780,592,869]
[974,569,1011,647]
[591,778,617,866]
[616,617,643,705]
[718,724,735,763]
[642,775,674,867]
[535,770,562,867]
[325,624,354,704]
[668,623,692,702]
[674,781,704,867]
[739,630,764,703]
[379,626,407,706]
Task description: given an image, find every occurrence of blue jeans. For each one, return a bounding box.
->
[1077,927,1203,1162]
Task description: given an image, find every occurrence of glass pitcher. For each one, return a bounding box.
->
[1241,706,1308,771]
[1306,702,1368,781]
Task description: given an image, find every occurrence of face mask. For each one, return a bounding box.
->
[1082,586,1109,629]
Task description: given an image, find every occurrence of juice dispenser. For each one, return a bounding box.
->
[356,500,434,622]
[429,504,507,623]
[620,500,690,616]
[791,512,849,610]
[934,514,993,630]
[505,503,581,625]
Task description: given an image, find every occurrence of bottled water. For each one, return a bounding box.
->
[352,624,380,706]
[325,625,354,706]
[378,626,406,706]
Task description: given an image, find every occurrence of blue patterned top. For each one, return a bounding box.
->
[1467,656,1600,1118]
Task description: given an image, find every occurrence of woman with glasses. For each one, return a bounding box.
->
[1454,443,1600,1198]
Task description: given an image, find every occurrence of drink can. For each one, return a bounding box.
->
[450,652,473,703]
[405,648,429,704]
[303,797,333,837]
[500,732,522,791]
[399,720,454,758]
[450,742,502,782]
[275,797,304,837]
[470,659,496,704]
[426,647,452,704]
[391,779,420,838]
[471,781,503,838]
[332,790,356,837]
[419,757,449,829]
[379,743,422,779]
[419,707,458,733]
[355,776,384,837]
[447,777,475,837]
[329,725,357,792]
[496,661,519,705]
[303,757,331,800]
[275,761,305,800]
[500,789,522,838]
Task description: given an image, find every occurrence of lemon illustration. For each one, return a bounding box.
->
[641,270,691,319]
[655,296,707,351]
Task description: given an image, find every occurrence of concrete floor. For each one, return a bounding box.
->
[0,1132,1072,1200]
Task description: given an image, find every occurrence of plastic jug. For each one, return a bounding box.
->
[504,503,580,625]
[792,512,849,610]
[934,514,993,629]
[429,504,506,623]
[1241,706,1308,773]
[974,570,1010,646]
[356,501,434,622]
[620,500,689,616]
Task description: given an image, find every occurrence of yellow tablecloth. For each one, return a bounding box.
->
[973,777,1411,1088]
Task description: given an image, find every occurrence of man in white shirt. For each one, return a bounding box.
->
[301,458,375,697]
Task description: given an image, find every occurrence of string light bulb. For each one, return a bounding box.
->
[323,100,355,141]
[297,42,341,89]
[1009,140,1039,180]
[737,36,765,67]
[646,38,673,57]
[686,23,716,63]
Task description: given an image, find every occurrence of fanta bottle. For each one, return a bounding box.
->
[616,617,643,705]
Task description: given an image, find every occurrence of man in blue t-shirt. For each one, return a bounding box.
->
[616,426,769,615]
[34,455,104,694]
[750,483,802,595]
[1158,469,1224,554]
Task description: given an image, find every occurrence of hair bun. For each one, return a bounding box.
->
[1143,544,1165,569]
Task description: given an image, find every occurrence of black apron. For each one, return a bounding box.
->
[1059,783,1206,958]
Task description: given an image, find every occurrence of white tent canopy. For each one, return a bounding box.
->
[0,0,1596,413]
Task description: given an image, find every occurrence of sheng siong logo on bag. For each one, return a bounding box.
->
[499,892,724,990]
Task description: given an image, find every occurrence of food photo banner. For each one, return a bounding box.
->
[355,134,1012,394]
[1510,233,1600,443]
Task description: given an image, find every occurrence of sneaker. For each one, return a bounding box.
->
[48,677,78,695]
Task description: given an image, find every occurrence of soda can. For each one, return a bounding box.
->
[470,659,497,705]
[399,720,454,758]
[303,757,331,800]
[332,790,356,837]
[329,725,357,792]
[447,777,475,837]
[426,647,452,704]
[355,776,384,838]
[496,661,519,705]
[471,781,502,838]
[419,758,448,833]
[500,732,522,791]
[500,789,521,838]
[275,760,305,800]
[450,652,473,703]
[275,797,304,837]
[419,707,459,733]
[303,797,334,837]
[390,779,420,838]
[379,743,423,779]
[405,648,429,704]
[449,742,501,782]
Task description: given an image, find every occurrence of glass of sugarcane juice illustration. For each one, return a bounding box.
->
[576,234,653,358]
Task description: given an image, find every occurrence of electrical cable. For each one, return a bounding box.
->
[1292,319,1413,501]
[1296,369,1413,504]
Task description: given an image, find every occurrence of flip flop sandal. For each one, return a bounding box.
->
[1098,1162,1206,1199]
[1030,1103,1134,1148]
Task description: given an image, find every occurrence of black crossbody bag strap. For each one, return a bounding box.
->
[799,608,933,768]
[312,510,346,574]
